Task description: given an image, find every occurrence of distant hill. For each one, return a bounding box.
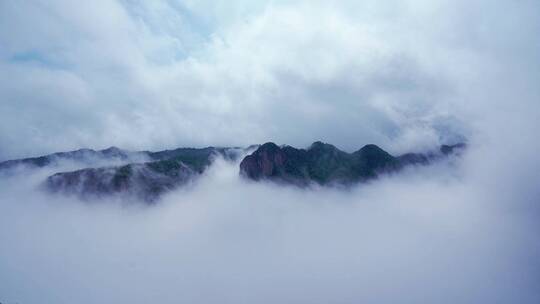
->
[0,146,142,171]
[44,147,243,203]
[0,142,465,203]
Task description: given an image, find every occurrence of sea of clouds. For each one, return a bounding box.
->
[1,0,539,303]
[0,133,539,303]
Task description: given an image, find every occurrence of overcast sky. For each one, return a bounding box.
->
[1,1,540,303]
[1,0,538,160]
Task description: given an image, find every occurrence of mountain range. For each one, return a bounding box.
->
[240,142,464,186]
[0,142,465,203]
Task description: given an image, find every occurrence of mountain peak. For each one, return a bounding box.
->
[255,142,282,155]
[260,142,279,149]
[102,146,121,152]
[308,141,337,151]
[356,144,385,154]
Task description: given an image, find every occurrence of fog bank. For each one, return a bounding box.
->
[1,0,540,302]
[0,143,539,303]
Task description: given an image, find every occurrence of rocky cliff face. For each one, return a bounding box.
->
[239,143,287,180]
[240,141,465,186]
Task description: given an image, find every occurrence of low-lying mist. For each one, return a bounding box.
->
[1,0,539,302]
[1,139,539,304]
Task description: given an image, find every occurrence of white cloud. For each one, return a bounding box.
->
[0,152,539,303]
[0,1,539,301]
[3,0,536,158]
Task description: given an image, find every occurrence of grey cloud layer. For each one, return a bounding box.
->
[1,1,540,303]
[3,0,538,159]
